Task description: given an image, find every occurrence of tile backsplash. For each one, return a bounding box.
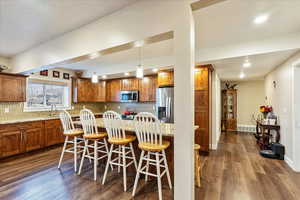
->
[103,102,156,114]
[0,102,104,121]
[0,102,156,121]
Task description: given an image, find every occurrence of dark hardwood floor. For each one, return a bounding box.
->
[196,131,300,200]
[1,132,300,200]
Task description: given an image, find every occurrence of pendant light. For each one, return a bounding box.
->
[91,72,98,83]
[136,47,144,79]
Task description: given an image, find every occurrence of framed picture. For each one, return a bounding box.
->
[63,73,70,80]
[40,70,48,76]
[53,71,60,78]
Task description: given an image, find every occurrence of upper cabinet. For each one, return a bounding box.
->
[194,67,209,90]
[121,78,139,91]
[157,70,174,87]
[73,78,106,103]
[139,76,157,102]
[0,73,27,102]
[106,79,121,102]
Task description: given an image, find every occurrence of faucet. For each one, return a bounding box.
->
[49,104,57,117]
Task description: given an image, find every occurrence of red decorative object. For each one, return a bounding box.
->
[260,105,272,118]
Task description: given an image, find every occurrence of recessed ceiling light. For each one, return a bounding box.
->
[102,75,107,79]
[152,68,158,72]
[124,72,130,76]
[254,14,269,24]
[243,61,252,68]
[240,72,245,79]
[91,73,98,83]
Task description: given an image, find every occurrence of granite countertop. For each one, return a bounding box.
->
[0,112,103,125]
[73,118,199,137]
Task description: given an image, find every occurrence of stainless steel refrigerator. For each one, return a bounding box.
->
[156,87,174,123]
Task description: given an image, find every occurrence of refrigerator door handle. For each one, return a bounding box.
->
[167,97,171,121]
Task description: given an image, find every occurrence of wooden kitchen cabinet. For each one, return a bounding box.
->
[45,119,64,147]
[139,76,157,102]
[0,125,23,158]
[157,70,174,87]
[106,79,121,102]
[93,81,106,102]
[0,73,27,102]
[73,78,106,102]
[121,78,139,91]
[194,65,212,152]
[22,122,45,152]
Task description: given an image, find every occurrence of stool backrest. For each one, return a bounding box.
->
[60,110,74,133]
[134,112,162,145]
[103,111,125,139]
[80,109,98,135]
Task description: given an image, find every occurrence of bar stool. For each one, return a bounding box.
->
[194,144,201,187]
[102,111,137,191]
[58,110,84,172]
[132,112,172,200]
[78,109,110,181]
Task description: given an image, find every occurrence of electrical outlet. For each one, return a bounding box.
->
[104,105,107,109]
[4,107,9,113]
[153,106,156,111]
[71,106,74,110]
[118,106,121,109]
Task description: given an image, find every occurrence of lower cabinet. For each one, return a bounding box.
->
[45,119,64,147]
[0,120,64,159]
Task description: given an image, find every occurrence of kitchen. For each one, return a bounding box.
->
[0,57,211,200]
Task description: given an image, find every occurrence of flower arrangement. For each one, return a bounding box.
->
[260,105,273,118]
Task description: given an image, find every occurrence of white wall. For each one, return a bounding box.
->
[211,71,221,149]
[265,50,300,171]
[0,56,11,71]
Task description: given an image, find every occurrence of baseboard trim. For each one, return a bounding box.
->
[284,156,295,171]
[237,124,256,133]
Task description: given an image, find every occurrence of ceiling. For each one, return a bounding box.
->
[194,0,300,49]
[0,0,138,57]
[208,49,299,81]
[2,0,300,81]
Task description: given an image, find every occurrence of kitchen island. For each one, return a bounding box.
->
[73,118,199,182]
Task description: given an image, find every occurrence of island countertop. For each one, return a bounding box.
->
[73,118,199,137]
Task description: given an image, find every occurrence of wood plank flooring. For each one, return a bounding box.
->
[196,131,300,200]
[1,132,300,200]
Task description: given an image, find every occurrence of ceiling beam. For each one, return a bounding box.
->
[49,31,174,67]
[191,0,227,11]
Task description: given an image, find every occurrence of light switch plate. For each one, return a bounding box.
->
[4,107,9,113]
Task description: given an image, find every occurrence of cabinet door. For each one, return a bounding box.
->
[23,126,44,152]
[77,78,92,102]
[194,67,209,90]
[121,78,139,91]
[106,80,121,102]
[139,76,157,102]
[93,81,106,102]
[194,90,209,152]
[0,74,26,102]
[45,120,64,147]
[157,70,173,87]
[0,128,23,158]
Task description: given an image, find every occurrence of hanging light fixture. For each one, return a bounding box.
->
[136,47,144,79]
[91,72,98,83]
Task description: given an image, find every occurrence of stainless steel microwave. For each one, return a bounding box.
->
[120,91,139,102]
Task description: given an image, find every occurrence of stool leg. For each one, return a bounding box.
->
[156,152,162,200]
[122,145,127,192]
[162,150,172,189]
[94,140,98,181]
[132,150,145,197]
[74,136,77,172]
[102,144,113,185]
[129,142,138,170]
[118,145,121,173]
[78,139,88,175]
[58,136,68,169]
[145,152,150,182]
[103,138,113,170]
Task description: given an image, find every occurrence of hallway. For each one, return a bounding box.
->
[197,131,300,200]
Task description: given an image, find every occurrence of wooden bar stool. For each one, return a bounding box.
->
[78,109,110,181]
[102,111,137,192]
[132,112,172,200]
[58,110,84,172]
[194,144,201,187]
